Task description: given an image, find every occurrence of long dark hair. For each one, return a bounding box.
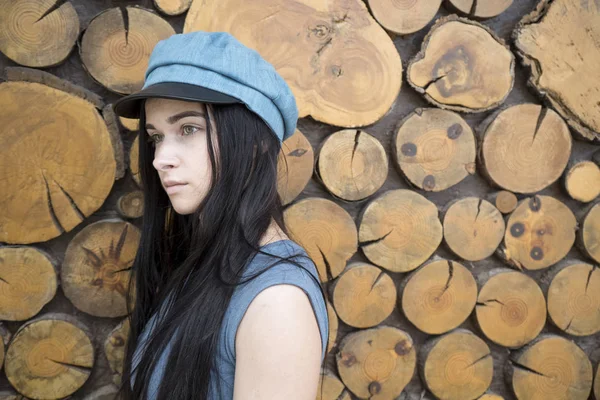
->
[116,100,327,399]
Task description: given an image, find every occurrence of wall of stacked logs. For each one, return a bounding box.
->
[0,0,599,399]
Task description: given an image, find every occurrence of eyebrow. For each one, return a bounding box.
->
[146,110,206,130]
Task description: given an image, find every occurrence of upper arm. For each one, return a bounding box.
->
[232,284,323,400]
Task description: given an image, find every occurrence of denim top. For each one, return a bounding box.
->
[131,239,329,399]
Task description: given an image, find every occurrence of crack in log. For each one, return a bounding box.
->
[476,298,505,307]
[533,107,548,143]
[474,198,483,225]
[585,264,598,293]
[317,245,334,281]
[564,316,574,331]
[54,179,84,221]
[110,267,132,274]
[316,37,332,57]
[468,0,479,16]
[359,229,394,247]
[48,358,92,374]
[82,246,102,268]
[437,260,454,299]
[119,6,130,46]
[465,353,491,368]
[35,0,69,23]
[509,359,548,378]
[42,173,65,234]
[0,275,9,285]
[351,130,361,194]
[287,148,307,157]
[111,224,129,260]
[332,13,348,24]
[369,270,384,294]
[424,75,447,92]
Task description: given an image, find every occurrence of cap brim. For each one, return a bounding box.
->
[113,82,242,118]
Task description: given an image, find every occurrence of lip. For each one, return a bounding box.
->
[163,181,187,194]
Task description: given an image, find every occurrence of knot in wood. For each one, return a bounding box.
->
[529,196,542,212]
[447,123,463,139]
[394,339,412,355]
[369,381,381,395]
[510,222,525,238]
[341,352,357,367]
[401,142,417,157]
[309,23,331,41]
[423,175,436,190]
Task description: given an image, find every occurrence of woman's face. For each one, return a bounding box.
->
[144,98,218,215]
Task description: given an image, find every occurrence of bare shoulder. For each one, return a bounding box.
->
[233,284,323,400]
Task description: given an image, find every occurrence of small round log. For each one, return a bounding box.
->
[183,0,403,128]
[284,198,357,282]
[153,0,192,16]
[445,0,513,19]
[130,135,141,187]
[105,318,130,387]
[367,0,442,35]
[486,190,518,214]
[0,78,119,244]
[316,370,351,400]
[79,6,175,94]
[407,15,514,113]
[442,197,504,261]
[401,259,477,334]
[579,203,600,264]
[419,329,493,400]
[514,0,600,141]
[62,219,139,317]
[547,262,600,336]
[332,262,396,328]
[0,247,58,321]
[475,269,546,348]
[359,189,442,273]
[502,195,576,271]
[119,116,139,131]
[325,300,338,355]
[506,335,593,400]
[316,129,387,201]
[564,161,600,203]
[336,326,416,400]
[393,108,476,192]
[0,0,79,67]
[117,190,144,219]
[4,313,94,400]
[479,104,572,194]
[277,129,314,205]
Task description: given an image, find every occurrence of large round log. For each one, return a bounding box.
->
[393,108,476,192]
[419,329,493,400]
[336,326,416,399]
[547,262,600,336]
[506,335,593,400]
[332,262,396,328]
[316,129,387,201]
[367,0,442,35]
[0,74,119,244]
[501,195,576,271]
[105,318,130,387]
[442,197,505,261]
[514,0,600,141]
[407,15,514,113]
[445,0,513,19]
[277,129,314,206]
[4,313,94,399]
[284,198,357,282]
[579,203,600,264]
[358,189,442,273]
[183,0,402,128]
[79,6,175,94]
[475,269,546,348]
[62,219,139,317]
[0,0,79,67]
[401,259,477,335]
[0,247,58,321]
[479,104,572,194]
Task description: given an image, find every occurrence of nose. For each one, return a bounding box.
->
[152,143,180,171]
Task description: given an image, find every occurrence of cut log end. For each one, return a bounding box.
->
[548,263,600,336]
[105,318,130,387]
[368,0,442,34]
[336,326,416,399]
[487,190,518,214]
[402,260,477,334]
[316,371,352,400]
[317,129,387,201]
[117,191,144,219]
[580,203,600,263]
[446,0,513,19]
[153,0,192,15]
[565,161,600,203]
[277,129,314,205]
[407,15,514,112]
[284,198,357,282]
[394,108,476,192]
[359,189,442,273]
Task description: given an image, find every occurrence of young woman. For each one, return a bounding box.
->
[113,32,329,399]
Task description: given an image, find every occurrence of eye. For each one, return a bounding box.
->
[147,134,163,146]
[182,125,200,136]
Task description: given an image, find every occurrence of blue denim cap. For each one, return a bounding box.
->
[113,31,298,142]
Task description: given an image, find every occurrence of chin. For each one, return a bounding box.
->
[170,201,199,215]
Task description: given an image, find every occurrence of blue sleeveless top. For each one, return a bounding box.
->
[131,239,329,399]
